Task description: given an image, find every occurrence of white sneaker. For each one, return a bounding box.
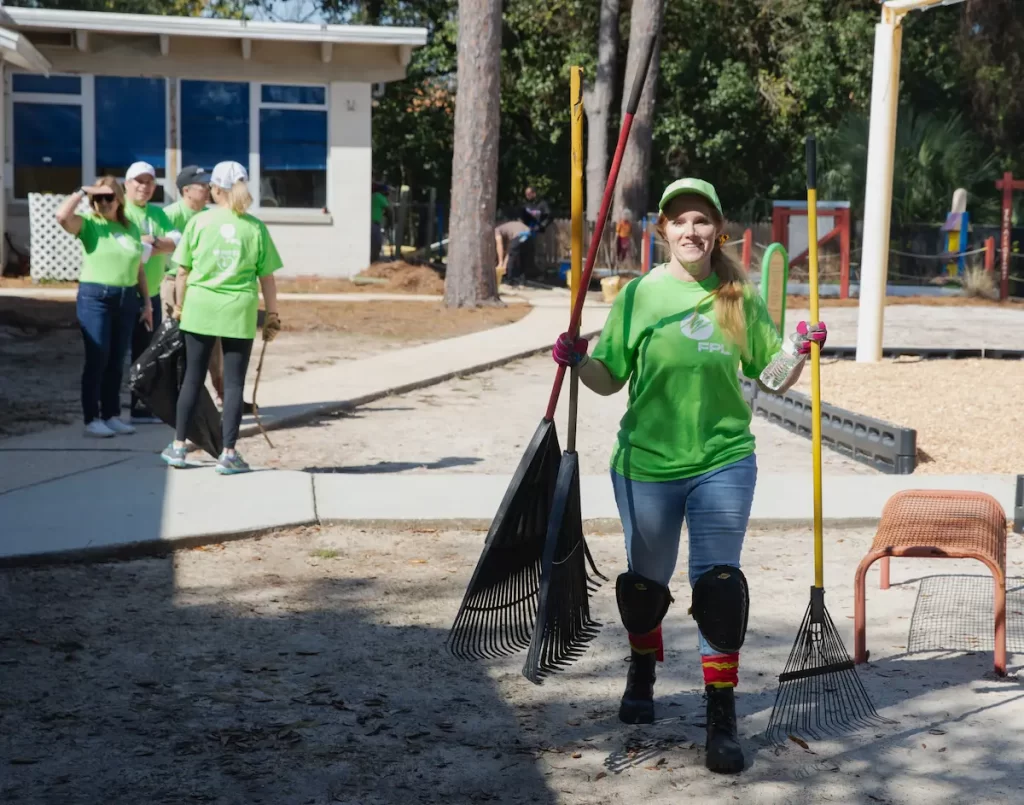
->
[104,418,136,435]
[84,420,116,438]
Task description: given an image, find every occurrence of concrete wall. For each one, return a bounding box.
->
[4,33,391,277]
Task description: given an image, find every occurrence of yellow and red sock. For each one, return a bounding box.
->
[702,653,739,689]
[628,624,664,662]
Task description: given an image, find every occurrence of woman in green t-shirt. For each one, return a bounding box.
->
[161,161,283,475]
[56,175,153,439]
[552,179,826,775]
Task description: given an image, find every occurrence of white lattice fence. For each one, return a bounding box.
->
[28,192,91,282]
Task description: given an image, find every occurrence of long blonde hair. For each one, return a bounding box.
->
[656,214,751,358]
[212,180,253,215]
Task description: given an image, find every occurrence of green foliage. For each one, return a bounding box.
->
[821,106,1000,227]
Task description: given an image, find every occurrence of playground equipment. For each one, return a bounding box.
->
[941,188,970,278]
[854,489,1008,676]
[857,0,969,363]
[771,200,852,299]
[995,172,1024,301]
[760,243,790,334]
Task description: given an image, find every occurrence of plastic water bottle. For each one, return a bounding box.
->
[759,336,805,391]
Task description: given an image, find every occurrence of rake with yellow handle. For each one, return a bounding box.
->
[765,136,887,745]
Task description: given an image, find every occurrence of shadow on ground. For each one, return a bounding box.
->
[2,528,1022,805]
[305,456,483,474]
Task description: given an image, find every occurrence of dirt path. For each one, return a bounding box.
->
[2,525,1021,804]
[239,353,875,476]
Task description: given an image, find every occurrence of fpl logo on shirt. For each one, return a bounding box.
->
[680,311,731,355]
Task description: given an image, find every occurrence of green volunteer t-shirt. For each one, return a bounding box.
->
[124,201,177,295]
[76,214,145,288]
[590,267,783,482]
[371,192,389,224]
[173,207,284,340]
[161,200,204,277]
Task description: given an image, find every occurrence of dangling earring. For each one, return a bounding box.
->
[717,233,730,247]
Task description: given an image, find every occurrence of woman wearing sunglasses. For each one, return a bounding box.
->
[56,176,154,438]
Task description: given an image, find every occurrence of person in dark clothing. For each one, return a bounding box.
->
[516,187,551,282]
[519,186,552,232]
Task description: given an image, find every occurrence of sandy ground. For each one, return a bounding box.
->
[1,523,1022,805]
[239,353,875,476]
[0,298,526,438]
[792,357,1024,475]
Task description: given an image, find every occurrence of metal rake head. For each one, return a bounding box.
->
[446,419,562,661]
[522,452,608,685]
[766,587,889,746]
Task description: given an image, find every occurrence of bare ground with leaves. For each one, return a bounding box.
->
[2,524,1022,805]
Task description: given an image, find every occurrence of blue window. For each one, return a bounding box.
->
[261,84,326,105]
[95,77,166,200]
[259,105,327,209]
[12,74,81,94]
[13,103,82,198]
[180,80,249,172]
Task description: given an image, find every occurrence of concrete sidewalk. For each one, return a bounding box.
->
[0,461,1017,563]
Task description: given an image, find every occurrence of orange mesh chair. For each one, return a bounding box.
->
[853,490,1008,676]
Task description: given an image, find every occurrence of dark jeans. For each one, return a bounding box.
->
[504,237,525,285]
[129,293,162,415]
[370,222,383,264]
[176,331,253,450]
[76,282,141,424]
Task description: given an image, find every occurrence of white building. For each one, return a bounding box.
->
[0,7,426,277]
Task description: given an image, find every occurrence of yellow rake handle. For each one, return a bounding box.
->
[806,136,824,590]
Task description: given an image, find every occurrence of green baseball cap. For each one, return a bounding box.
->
[658,178,723,218]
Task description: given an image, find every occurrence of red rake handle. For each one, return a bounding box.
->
[544,26,658,422]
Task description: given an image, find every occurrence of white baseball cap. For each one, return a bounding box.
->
[125,161,156,182]
[210,161,249,190]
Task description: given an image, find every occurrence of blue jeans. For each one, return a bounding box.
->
[76,282,141,424]
[611,453,758,656]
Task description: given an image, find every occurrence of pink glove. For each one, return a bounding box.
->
[552,332,589,367]
[794,320,827,355]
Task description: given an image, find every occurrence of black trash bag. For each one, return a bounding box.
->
[129,318,223,459]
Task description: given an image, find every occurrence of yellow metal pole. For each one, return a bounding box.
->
[570,67,584,313]
[806,137,824,590]
[567,67,584,455]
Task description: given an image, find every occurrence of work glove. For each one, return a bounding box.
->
[793,320,827,355]
[263,311,282,343]
[552,332,589,367]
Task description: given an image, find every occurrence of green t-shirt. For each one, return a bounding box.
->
[173,208,284,340]
[590,268,783,482]
[371,192,389,224]
[161,200,204,277]
[76,214,145,288]
[124,201,177,295]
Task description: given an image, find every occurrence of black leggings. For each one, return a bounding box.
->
[176,331,253,449]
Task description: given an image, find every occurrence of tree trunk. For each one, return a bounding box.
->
[444,0,502,308]
[612,0,664,225]
[582,0,620,224]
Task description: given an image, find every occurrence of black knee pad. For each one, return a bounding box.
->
[616,571,673,634]
[690,565,749,654]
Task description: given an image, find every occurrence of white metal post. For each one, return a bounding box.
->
[855,16,903,363]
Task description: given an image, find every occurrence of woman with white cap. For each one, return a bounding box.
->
[162,161,283,475]
[55,176,154,437]
[551,178,826,774]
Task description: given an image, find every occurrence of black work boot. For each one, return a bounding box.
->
[618,651,656,724]
[704,685,744,773]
